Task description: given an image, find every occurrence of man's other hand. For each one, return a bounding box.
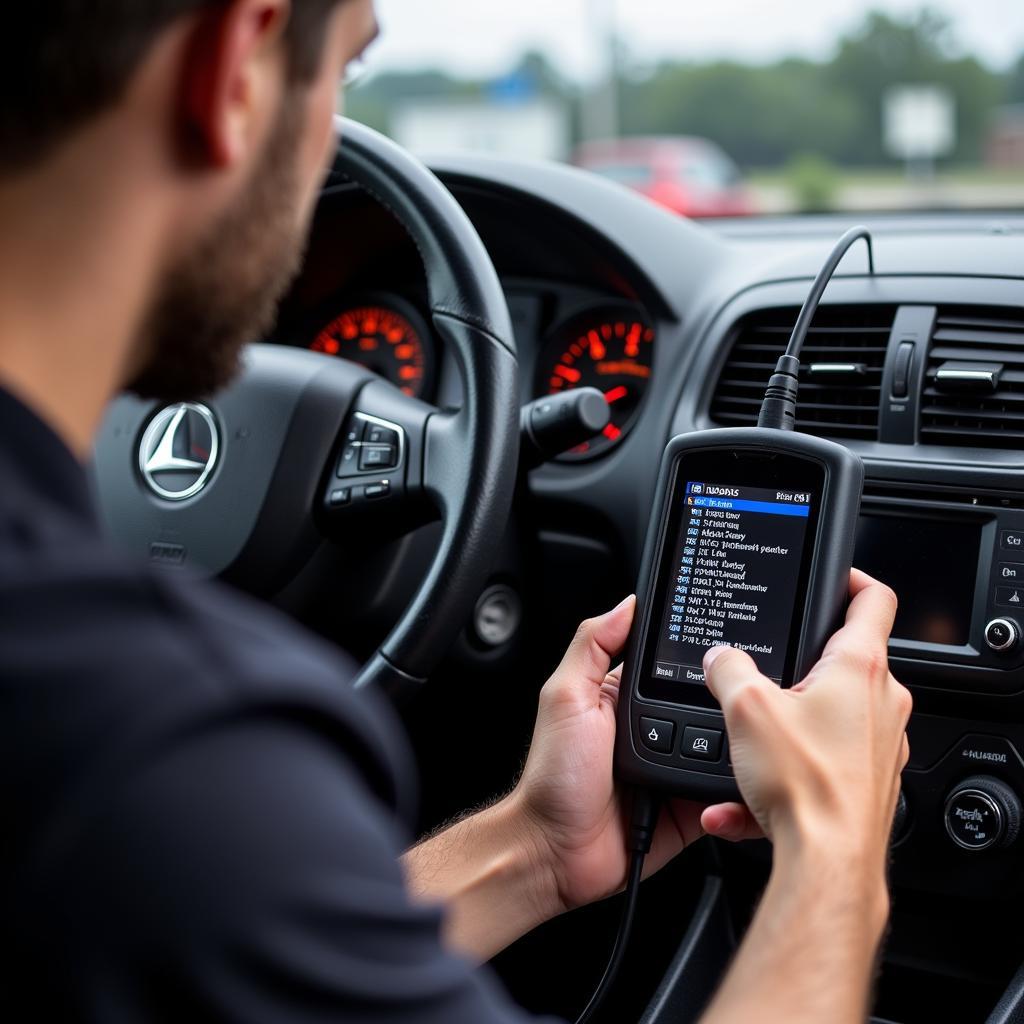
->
[703,569,912,874]
[512,595,759,916]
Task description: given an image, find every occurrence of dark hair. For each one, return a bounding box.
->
[0,1,342,174]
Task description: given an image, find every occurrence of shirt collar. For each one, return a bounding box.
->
[0,385,98,527]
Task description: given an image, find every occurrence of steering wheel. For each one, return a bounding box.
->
[93,118,520,698]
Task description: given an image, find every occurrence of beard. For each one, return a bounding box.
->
[127,93,312,402]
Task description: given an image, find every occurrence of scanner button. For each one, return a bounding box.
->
[682,726,723,762]
[640,718,675,755]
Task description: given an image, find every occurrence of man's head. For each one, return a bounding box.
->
[0,0,377,404]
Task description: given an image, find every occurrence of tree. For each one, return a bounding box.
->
[345,6,1006,169]
[619,58,861,168]
[826,8,999,164]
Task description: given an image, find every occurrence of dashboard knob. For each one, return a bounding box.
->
[984,617,1019,653]
[944,775,1021,852]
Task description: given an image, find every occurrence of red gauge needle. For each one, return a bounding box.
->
[604,385,629,404]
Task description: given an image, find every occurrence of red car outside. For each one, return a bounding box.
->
[574,136,756,217]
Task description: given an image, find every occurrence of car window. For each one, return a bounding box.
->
[351,2,1024,217]
[680,159,733,189]
[588,163,654,186]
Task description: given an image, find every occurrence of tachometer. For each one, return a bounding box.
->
[537,306,655,459]
[310,300,433,399]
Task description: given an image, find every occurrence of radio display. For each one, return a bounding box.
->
[854,513,980,647]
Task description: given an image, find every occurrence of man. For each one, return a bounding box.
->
[0,2,911,1022]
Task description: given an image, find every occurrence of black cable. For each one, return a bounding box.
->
[575,790,660,1024]
[757,225,875,431]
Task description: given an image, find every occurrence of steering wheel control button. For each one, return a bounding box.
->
[473,585,522,647]
[363,481,391,501]
[359,445,397,470]
[336,444,359,476]
[682,726,723,762]
[984,617,1019,652]
[364,423,400,447]
[1002,530,1024,553]
[337,415,405,479]
[329,488,351,508]
[944,776,1022,852]
[640,718,675,755]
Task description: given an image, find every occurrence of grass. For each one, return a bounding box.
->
[748,166,1024,188]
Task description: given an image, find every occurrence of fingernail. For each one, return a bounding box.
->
[703,646,729,671]
[612,594,636,614]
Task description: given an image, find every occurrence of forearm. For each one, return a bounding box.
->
[700,840,889,1024]
[401,791,560,963]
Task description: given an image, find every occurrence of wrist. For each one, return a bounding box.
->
[771,818,891,938]
[402,791,563,961]
[496,787,565,923]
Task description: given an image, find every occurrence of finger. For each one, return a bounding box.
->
[848,567,878,598]
[703,645,772,711]
[605,664,624,685]
[554,595,636,689]
[600,663,624,698]
[701,802,764,842]
[822,570,897,660]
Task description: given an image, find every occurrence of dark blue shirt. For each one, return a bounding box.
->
[0,386,546,1022]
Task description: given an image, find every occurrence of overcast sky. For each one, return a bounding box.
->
[366,0,1024,82]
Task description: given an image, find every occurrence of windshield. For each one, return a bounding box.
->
[348,2,1024,218]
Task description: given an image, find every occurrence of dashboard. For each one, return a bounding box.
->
[270,234,658,460]
[270,155,1024,1023]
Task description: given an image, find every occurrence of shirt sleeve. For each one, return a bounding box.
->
[35,712,562,1024]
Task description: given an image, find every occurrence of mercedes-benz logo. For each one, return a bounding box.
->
[138,403,220,501]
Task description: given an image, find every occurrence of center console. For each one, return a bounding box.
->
[841,484,1024,900]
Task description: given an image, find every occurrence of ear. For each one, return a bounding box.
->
[180,0,292,168]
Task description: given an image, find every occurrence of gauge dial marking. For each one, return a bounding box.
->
[311,303,431,399]
[537,309,655,460]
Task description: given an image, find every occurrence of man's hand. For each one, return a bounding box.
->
[703,568,911,869]
[403,595,757,962]
[511,594,757,915]
[699,570,912,1024]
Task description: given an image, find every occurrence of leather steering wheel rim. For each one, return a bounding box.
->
[331,118,520,695]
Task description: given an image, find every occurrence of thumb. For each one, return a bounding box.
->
[554,594,636,689]
[702,645,771,712]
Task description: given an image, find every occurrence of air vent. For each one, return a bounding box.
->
[710,306,894,440]
[920,307,1024,450]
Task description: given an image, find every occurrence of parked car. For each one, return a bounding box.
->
[574,135,756,217]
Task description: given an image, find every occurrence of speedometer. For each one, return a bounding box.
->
[310,299,434,399]
[536,306,655,460]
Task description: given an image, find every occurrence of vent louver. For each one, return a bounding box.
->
[710,306,894,441]
[920,307,1024,450]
